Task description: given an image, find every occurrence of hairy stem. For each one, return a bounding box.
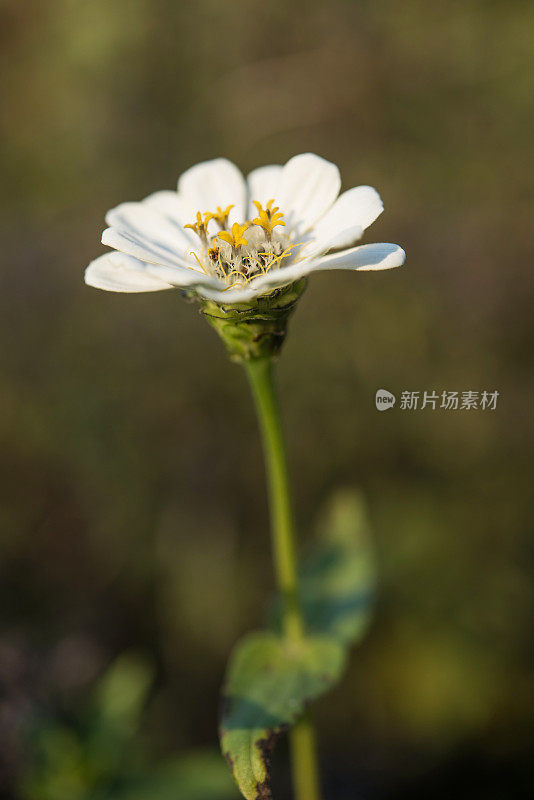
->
[244,357,322,800]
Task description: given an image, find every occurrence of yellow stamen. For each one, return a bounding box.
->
[226,269,247,282]
[189,250,209,276]
[290,241,312,263]
[257,241,304,272]
[252,199,285,234]
[249,255,268,275]
[184,211,212,240]
[222,281,247,291]
[207,243,220,261]
[217,221,250,249]
[211,204,234,229]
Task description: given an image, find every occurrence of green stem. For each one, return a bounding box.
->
[290,711,322,800]
[244,357,322,800]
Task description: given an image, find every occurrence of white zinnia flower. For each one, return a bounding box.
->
[85,153,405,305]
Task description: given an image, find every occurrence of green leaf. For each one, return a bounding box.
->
[220,490,374,799]
[20,654,155,800]
[299,489,376,645]
[271,489,375,647]
[87,654,153,777]
[94,653,153,730]
[220,631,345,800]
[115,750,240,800]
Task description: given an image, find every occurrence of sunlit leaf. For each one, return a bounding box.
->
[220,632,345,800]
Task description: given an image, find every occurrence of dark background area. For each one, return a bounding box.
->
[1,1,533,798]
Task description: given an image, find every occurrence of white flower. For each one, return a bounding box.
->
[85,153,405,304]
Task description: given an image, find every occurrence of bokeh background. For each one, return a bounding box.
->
[1,1,533,798]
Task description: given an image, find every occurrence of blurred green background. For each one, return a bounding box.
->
[1,0,533,798]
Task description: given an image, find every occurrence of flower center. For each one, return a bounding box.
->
[185,200,301,290]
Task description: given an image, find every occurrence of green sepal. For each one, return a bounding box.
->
[219,632,345,800]
[200,279,307,362]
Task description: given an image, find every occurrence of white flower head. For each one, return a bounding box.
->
[85,154,405,305]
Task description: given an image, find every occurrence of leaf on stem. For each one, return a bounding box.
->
[220,490,375,799]
[297,488,376,646]
[219,631,345,800]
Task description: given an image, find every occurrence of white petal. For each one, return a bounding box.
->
[142,190,197,243]
[300,223,363,260]
[331,185,384,231]
[85,252,175,293]
[302,186,383,258]
[308,242,405,272]
[177,158,247,224]
[196,243,405,304]
[246,165,283,214]
[246,242,406,293]
[106,202,192,259]
[102,227,195,270]
[197,285,261,304]
[308,185,383,255]
[278,153,341,234]
[86,251,224,295]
